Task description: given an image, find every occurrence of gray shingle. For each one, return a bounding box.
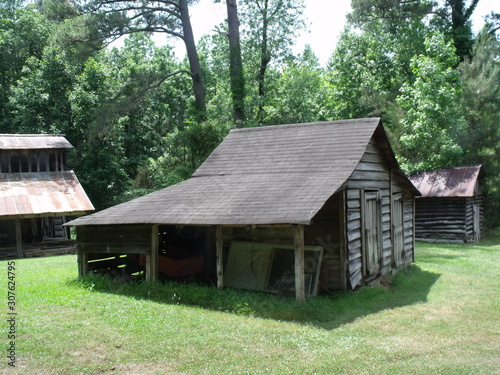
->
[67,118,382,226]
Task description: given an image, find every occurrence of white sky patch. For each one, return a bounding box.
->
[135,0,499,66]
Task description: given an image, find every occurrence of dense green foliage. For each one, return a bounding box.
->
[0,0,498,226]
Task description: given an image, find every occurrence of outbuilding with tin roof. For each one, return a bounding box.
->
[409,165,484,243]
[0,134,94,258]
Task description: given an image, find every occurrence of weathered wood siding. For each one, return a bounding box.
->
[402,196,415,265]
[307,193,343,291]
[465,195,484,242]
[415,195,484,243]
[345,140,415,288]
[76,224,151,275]
[76,225,152,254]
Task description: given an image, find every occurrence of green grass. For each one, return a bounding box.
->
[2,233,499,374]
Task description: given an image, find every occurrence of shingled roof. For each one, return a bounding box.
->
[67,118,404,227]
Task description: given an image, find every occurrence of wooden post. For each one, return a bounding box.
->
[77,250,88,277]
[412,198,416,263]
[216,226,224,289]
[294,224,305,302]
[146,224,159,282]
[390,169,395,268]
[15,219,23,258]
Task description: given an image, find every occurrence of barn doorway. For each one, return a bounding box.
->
[392,193,405,267]
[363,190,381,276]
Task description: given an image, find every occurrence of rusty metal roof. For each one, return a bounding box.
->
[67,118,416,227]
[0,134,73,150]
[409,165,482,198]
[0,171,94,217]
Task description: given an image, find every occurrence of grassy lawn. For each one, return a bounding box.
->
[2,234,499,374]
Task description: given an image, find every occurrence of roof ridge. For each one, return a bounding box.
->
[0,134,67,137]
[229,118,380,134]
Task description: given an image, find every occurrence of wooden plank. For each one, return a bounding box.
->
[294,225,305,302]
[348,238,362,252]
[347,199,361,209]
[77,248,88,277]
[77,227,151,244]
[348,247,362,261]
[349,170,390,181]
[146,224,158,282]
[216,226,224,289]
[15,219,23,258]
[346,179,390,190]
[347,218,361,232]
[349,268,362,289]
[347,189,361,200]
[76,243,151,254]
[347,228,361,242]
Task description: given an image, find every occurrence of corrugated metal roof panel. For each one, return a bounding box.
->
[0,134,73,149]
[0,171,94,217]
[409,165,481,198]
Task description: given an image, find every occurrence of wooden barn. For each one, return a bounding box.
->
[409,165,484,243]
[67,118,419,301]
[0,134,94,259]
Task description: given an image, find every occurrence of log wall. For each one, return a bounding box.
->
[415,195,484,243]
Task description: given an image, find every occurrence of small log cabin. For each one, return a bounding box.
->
[409,165,484,243]
[67,118,419,301]
[0,134,94,259]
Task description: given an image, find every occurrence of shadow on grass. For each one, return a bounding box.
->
[68,265,440,330]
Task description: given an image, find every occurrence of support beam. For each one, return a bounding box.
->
[390,169,395,268]
[294,224,305,302]
[412,198,416,263]
[216,226,224,289]
[77,250,88,277]
[146,224,159,282]
[15,219,23,258]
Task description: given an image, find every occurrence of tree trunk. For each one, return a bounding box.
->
[449,0,478,60]
[226,0,246,128]
[179,0,207,120]
[257,0,270,125]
